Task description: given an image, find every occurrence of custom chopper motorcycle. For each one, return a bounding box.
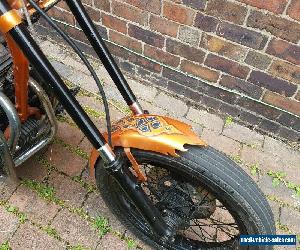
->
[0,0,275,249]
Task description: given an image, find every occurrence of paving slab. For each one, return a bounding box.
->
[139,100,168,116]
[127,78,158,101]
[9,186,59,226]
[56,121,84,147]
[16,156,48,182]
[40,40,66,61]
[83,192,126,233]
[51,209,100,249]
[0,179,18,201]
[78,137,93,154]
[45,143,87,177]
[96,233,127,250]
[186,107,224,133]
[154,92,188,117]
[10,222,65,250]
[201,128,241,156]
[257,175,300,209]
[223,122,264,147]
[280,206,300,233]
[0,206,19,243]
[264,136,300,169]
[48,172,87,207]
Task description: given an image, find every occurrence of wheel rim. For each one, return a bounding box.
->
[108,156,247,249]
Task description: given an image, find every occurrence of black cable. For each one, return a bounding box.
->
[27,0,112,147]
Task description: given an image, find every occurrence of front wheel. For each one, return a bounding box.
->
[95,146,275,249]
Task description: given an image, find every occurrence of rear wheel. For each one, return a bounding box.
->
[95,146,275,249]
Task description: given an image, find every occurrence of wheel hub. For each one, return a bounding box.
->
[148,168,216,230]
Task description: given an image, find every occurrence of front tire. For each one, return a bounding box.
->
[95,146,275,249]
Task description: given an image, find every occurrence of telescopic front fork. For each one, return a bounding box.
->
[0,0,173,240]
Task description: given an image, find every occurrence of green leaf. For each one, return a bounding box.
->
[250,168,257,176]
[287,182,296,189]
[224,116,233,127]
[276,171,287,178]
[0,242,10,250]
[93,216,110,237]
[126,239,137,249]
[272,178,280,187]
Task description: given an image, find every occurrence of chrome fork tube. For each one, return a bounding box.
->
[0,91,21,154]
[0,130,17,183]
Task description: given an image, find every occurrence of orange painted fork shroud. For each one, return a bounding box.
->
[89,114,207,178]
[5,34,31,122]
[0,5,44,122]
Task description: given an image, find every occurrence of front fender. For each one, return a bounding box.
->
[89,114,207,175]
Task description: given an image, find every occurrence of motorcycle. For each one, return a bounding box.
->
[0,0,275,249]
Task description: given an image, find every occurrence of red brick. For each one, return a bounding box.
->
[163,1,196,25]
[181,60,220,82]
[107,42,162,73]
[84,5,101,22]
[144,45,180,67]
[206,0,247,24]
[48,7,75,25]
[94,0,110,12]
[102,13,127,34]
[268,60,300,85]
[220,75,263,99]
[200,34,248,62]
[124,0,161,14]
[244,51,272,70]
[166,39,205,63]
[247,10,300,44]
[58,24,88,44]
[287,0,300,21]
[238,0,288,14]
[56,1,70,11]
[217,22,268,50]
[266,39,300,65]
[194,13,219,32]
[182,0,206,10]
[249,71,297,97]
[237,97,281,120]
[112,1,148,26]
[205,54,250,79]
[82,0,92,5]
[109,30,142,53]
[128,24,165,48]
[149,15,179,37]
[263,91,300,116]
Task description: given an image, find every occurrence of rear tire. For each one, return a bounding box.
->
[95,146,275,249]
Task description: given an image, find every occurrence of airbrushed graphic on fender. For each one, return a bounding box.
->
[89,114,207,175]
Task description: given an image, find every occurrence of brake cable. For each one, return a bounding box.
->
[20,0,34,31]
[27,0,112,147]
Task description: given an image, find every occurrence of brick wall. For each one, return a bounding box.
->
[40,0,300,143]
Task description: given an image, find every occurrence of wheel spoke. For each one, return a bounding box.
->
[127,163,241,247]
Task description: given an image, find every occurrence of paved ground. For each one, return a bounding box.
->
[1,36,300,250]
